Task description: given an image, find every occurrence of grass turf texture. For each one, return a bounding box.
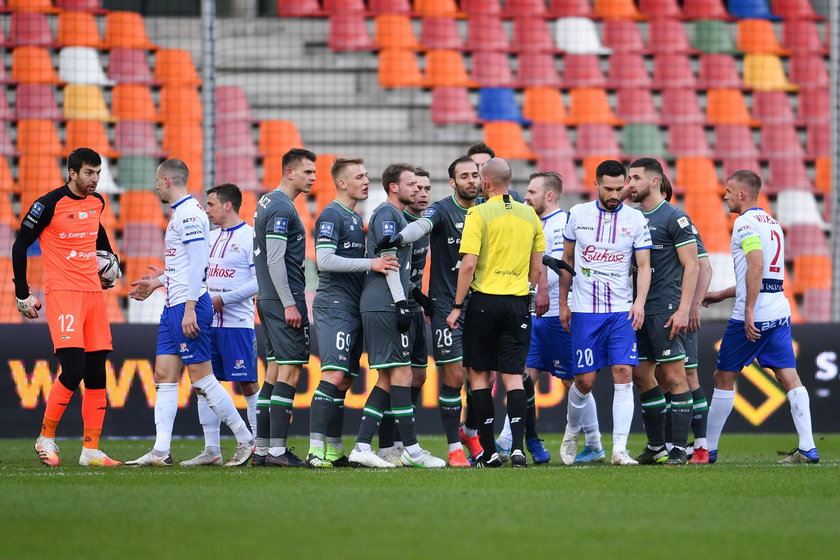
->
[1,434,837,559]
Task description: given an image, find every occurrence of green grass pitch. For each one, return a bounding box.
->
[1,434,837,559]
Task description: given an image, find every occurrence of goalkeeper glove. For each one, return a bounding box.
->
[411,287,433,317]
[375,234,403,253]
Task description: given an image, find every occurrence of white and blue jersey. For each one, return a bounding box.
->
[540,209,567,317]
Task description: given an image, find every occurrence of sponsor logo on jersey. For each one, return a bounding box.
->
[581,245,625,263]
[78,211,89,219]
[382,221,396,236]
[273,217,288,233]
[66,250,96,260]
[207,264,237,278]
[165,248,177,257]
[581,267,591,278]
[31,202,44,218]
[422,208,436,218]
[319,222,335,237]
[677,216,690,229]
[455,222,463,229]
[183,217,198,223]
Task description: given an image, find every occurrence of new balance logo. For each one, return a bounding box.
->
[520,323,527,329]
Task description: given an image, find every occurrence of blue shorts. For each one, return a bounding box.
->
[210,327,258,382]
[716,317,796,372]
[156,292,213,365]
[570,312,639,375]
[526,315,573,380]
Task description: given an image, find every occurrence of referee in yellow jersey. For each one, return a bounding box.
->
[446,158,546,468]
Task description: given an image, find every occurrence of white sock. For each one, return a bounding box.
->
[244,392,258,435]
[268,446,286,456]
[695,437,707,449]
[193,375,253,445]
[787,386,816,451]
[153,383,179,453]
[327,437,343,450]
[581,392,602,450]
[448,442,462,452]
[197,393,221,450]
[706,388,735,451]
[497,416,512,450]
[566,384,590,433]
[355,441,372,452]
[406,443,422,457]
[612,383,634,452]
[462,426,478,438]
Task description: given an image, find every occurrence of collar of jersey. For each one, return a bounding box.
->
[221,221,246,232]
[170,194,192,209]
[741,207,763,215]
[541,208,564,222]
[486,194,512,203]
[642,200,666,215]
[335,200,358,215]
[404,209,421,221]
[595,200,623,213]
[451,195,472,211]
[61,184,87,200]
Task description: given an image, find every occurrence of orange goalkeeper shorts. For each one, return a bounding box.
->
[45,289,113,352]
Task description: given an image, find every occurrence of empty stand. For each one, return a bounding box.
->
[328,14,375,51]
[714,124,760,159]
[430,86,477,124]
[737,19,788,55]
[461,0,502,15]
[16,119,63,155]
[791,255,831,294]
[420,17,463,50]
[775,189,825,228]
[59,47,112,85]
[706,89,758,126]
[482,121,536,160]
[117,155,159,190]
[159,86,203,123]
[104,11,158,49]
[660,88,704,124]
[789,54,829,88]
[107,48,154,84]
[751,91,794,124]
[593,0,644,20]
[522,87,567,123]
[413,0,462,18]
[615,88,657,124]
[601,20,646,55]
[477,87,524,122]
[504,0,548,18]
[575,123,622,157]
[216,85,255,123]
[530,122,574,157]
[374,14,422,50]
[554,18,611,54]
[561,55,607,89]
[668,123,712,157]
[647,19,694,55]
[697,54,743,89]
[470,51,514,88]
[378,49,423,88]
[14,84,62,119]
[760,122,804,159]
[118,191,167,230]
[743,54,797,90]
[622,123,667,158]
[652,54,696,89]
[115,121,161,156]
[607,53,651,89]
[806,122,829,159]
[216,120,258,157]
[511,18,555,54]
[10,12,54,47]
[782,20,826,55]
[548,0,595,18]
[683,0,731,19]
[567,88,620,125]
[63,84,112,121]
[639,0,683,19]
[517,53,561,87]
[154,49,202,86]
[465,15,510,52]
[65,119,118,158]
[111,84,159,121]
[259,120,304,156]
[692,20,738,54]
[57,11,103,48]
[12,46,61,84]
[766,156,812,194]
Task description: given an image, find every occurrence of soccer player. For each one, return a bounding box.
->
[468,143,525,203]
[379,156,480,466]
[13,148,121,467]
[180,183,260,466]
[558,160,652,467]
[702,170,818,464]
[348,163,445,468]
[126,159,255,467]
[626,158,699,466]
[306,157,399,468]
[251,148,316,467]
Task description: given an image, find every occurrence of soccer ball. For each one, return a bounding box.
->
[96,250,122,287]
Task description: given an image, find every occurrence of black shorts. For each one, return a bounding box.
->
[362,310,411,370]
[431,301,464,364]
[409,310,428,368]
[313,306,363,377]
[684,330,699,370]
[256,299,310,365]
[463,291,531,374]
[637,313,686,365]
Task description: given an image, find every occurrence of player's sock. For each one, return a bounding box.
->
[193,375,252,445]
[411,386,422,406]
[669,391,693,449]
[310,380,339,449]
[153,382,179,453]
[581,392,602,450]
[612,383,634,452]
[81,388,106,450]
[269,382,295,452]
[197,393,221,451]
[255,382,274,452]
[691,387,709,443]
[787,386,816,451]
[506,388,527,452]
[244,392,258,435]
[497,415,512,450]
[470,388,496,457]
[706,388,735,451]
[639,387,667,448]
[391,385,418,447]
[327,389,347,443]
[438,384,462,445]
[41,380,75,438]
[463,385,479,437]
[378,411,396,449]
[663,392,672,444]
[356,386,389,449]
[566,384,589,432]
[524,375,538,440]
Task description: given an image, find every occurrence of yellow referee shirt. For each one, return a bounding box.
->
[460,194,546,296]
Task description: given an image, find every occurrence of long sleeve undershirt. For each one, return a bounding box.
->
[266,236,295,307]
[316,246,372,273]
[399,219,432,244]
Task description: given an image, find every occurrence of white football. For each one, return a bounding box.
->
[96,250,122,285]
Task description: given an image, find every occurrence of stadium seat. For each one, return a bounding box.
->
[675,157,722,196]
[239,191,258,225]
[216,120,258,157]
[766,156,811,194]
[216,86,255,124]
[651,54,697,89]
[594,0,644,20]
[530,122,574,157]
[259,120,304,157]
[162,122,202,158]
[775,189,825,228]
[95,157,119,194]
[57,12,103,48]
[536,154,584,193]
[477,88,524,122]
[517,53,561,87]
[16,119,63,155]
[482,121,536,160]
[413,0,462,18]
[814,156,830,194]
[554,18,611,55]
[8,0,58,13]
[465,15,510,52]
[622,123,667,157]
[63,84,112,121]
[647,19,694,55]
[323,0,365,13]
[17,155,62,213]
[504,0,548,18]
[369,0,411,14]
[668,123,712,157]
[806,122,828,159]
[378,49,423,88]
[685,199,731,253]
[216,153,261,192]
[107,48,154,84]
[310,154,338,210]
[58,47,112,86]
[660,89,703,124]
[118,191,167,230]
[601,20,646,55]
[737,19,788,55]
[115,121,161,156]
[0,122,14,156]
[720,156,761,181]
[607,53,651,89]
[116,155,159,190]
[683,0,731,19]
[751,91,794,124]
[802,288,831,322]
[561,55,607,89]
[420,17,463,50]
[616,88,657,124]
[697,54,743,89]
[373,15,421,50]
[639,0,683,19]
[425,49,477,86]
[522,87,567,123]
[0,194,16,223]
[512,18,555,54]
[0,93,10,121]
[773,0,822,19]
[277,0,322,16]
[12,46,62,84]
[10,12,54,47]
[714,124,760,159]
[122,257,166,298]
[582,155,622,186]
[548,0,594,18]
[55,0,106,12]
[14,84,62,120]
[65,119,118,158]
[728,0,779,19]
[575,123,622,157]
[692,20,738,54]
[760,122,803,159]
[262,153,284,189]
[430,86,477,124]
[782,20,827,55]
[0,157,15,193]
[788,54,828,89]
[111,84,159,121]
[159,86,203,124]
[329,14,375,51]
[461,0,502,15]
[104,12,157,50]
[706,89,758,126]
[470,52,514,88]
[566,88,620,125]
[791,254,831,294]
[154,49,202,86]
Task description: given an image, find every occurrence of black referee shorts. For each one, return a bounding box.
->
[463,291,532,374]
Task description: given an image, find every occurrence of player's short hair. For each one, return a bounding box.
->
[529,171,563,196]
[414,166,430,179]
[206,183,242,212]
[330,157,364,184]
[281,148,317,172]
[448,156,477,180]
[595,159,626,182]
[660,174,674,202]
[727,169,762,195]
[467,142,495,158]
[158,158,189,186]
[67,147,101,174]
[381,162,416,193]
[629,157,664,179]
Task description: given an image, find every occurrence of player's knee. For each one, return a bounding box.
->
[713,369,736,389]
[575,377,594,393]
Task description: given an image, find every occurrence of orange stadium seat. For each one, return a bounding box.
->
[806,122,829,159]
[697,54,743,89]
[667,124,712,157]
[420,17,464,50]
[660,89,703,125]
[814,157,830,194]
[760,122,804,160]
[14,84,62,120]
[0,122,14,156]
[576,123,622,157]
[216,153,261,193]
[57,12,103,48]
[159,86,203,124]
[154,49,201,86]
[517,53,561,87]
[743,54,798,91]
[426,49,476,87]
[121,256,165,295]
[530,122,574,157]
[238,191,258,226]
[594,0,644,20]
[259,120,304,157]
[483,122,536,160]
[0,191,16,220]
[465,15,510,52]
[522,87,567,123]
[647,19,694,55]
[0,157,15,193]
[107,48,155,84]
[310,154,337,210]
[62,84,113,121]
[751,91,794,124]
[461,0,501,15]
[737,19,788,55]
[561,55,607,89]
[714,124,760,159]
[504,0,548,18]
[162,122,202,157]
[65,119,118,158]
[782,20,826,55]
[216,86,255,123]
[792,255,831,295]
[369,0,410,14]
[118,191,167,230]
[607,53,651,89]
[328,14,375,51]
[675,157,721,196]
[413,0,462,18]
[10,12,54,47]
[111,84,159,121]
[378,49,423,88]
[684,198,730,253]
[262,153,283,189]
[652,54,696,89]
[430,86,477,124]
[216,120,258,157]
[8,0,59,12]
[102,290,125,324]
[789,54,828,89]
[17,119,63,155]
[683,0,730,19]
[706,89,759,126]
[582,156,621,188]
[56,0,106,12]
[512,18,555,54]
[639,0,683,19]
[566,88,621,126]
[549,0,595,18]
[374,15,422,50]
[17,155,63,213]
[616,88,657,124]
[12,46,61,84]
[115,121,161,156]
[104,12,157,50]
[602,20,646,54]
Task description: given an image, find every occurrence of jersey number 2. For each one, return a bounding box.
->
[769,230,781,273]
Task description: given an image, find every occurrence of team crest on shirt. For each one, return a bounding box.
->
[179,343,188,353]
[274,217,289,233]
[422,208,436,218]
[319,222,334,237]
[621,227,632,237]
[234,359,245,370]
[382,221,396,236]
[30,202,44,218]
